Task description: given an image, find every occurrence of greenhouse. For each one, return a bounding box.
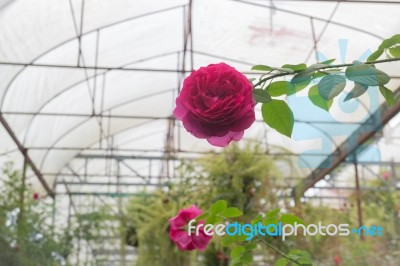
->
[0,0,400,265]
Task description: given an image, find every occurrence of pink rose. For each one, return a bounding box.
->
[381,171,390,180]
[169,205,212,251]
[174,63,255,147]
[33,192,39,200]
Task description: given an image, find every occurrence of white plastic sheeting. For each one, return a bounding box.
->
[0,0,400,196]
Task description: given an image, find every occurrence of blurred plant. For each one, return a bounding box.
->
[125,142,308,266]
[125,191,192,265]
[0,162,72,266]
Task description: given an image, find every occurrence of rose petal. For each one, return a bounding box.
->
[182,113,232,139]
[207,131,244,147]
[191,233,212,251]
[173,99,187,120]
[229,106,256,132]
[170,229,192,250]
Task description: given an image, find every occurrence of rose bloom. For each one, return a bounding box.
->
[174,63,255,147]
[169,205,212,251]
[33,192,39,200]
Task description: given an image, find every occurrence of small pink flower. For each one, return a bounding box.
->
[333,255,342,266]
[169,205,212,251]
[382,171,390,180]
[33,192,39,200]
[174,63,255,147]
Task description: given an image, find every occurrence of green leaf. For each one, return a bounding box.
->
[251,214,263,225]
[281,214,305,225]
[320,58,336,65]
[267,81,294,97]
[367,49,384,62]
[263,217,279,227]
[312,72,327,80]
[345,64,390,86]
[273,67,295,73]
[266,208,280,219]
[205,215,219,225]
[288,250,313,266]
[288,79,311,95]
[261,100,294,137]
[230,258,242,266]
[323,69,342,74]
[253,89,271,103]
[245,242,257,250]
[308,85,333,111]
[379,34,400,49]
[389,47,400,58]
[281,63,307,71]
[289,250,311,258]
[210,200,227,214]
[231,246,246,259]
[221,234,247,246]
[221,235,236,246]
[221,207,243,218]
[379,86,395,106]
[291,69,315,85]
[275,258,289,266]
[344,82,368,102]
[317,75,346,100]
[195,211,209,222]
[241,252,253,264]
[252,65,272,71]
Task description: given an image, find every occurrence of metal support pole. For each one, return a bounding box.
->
[17,157,28,247]
[354,156,364,241]
[117,161,126,266]
[0,115,55,198]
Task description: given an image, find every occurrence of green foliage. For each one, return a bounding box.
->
[125,191,191,266]
[230,245,253,266]
[267,81,294,97]
[290,68,315,85]
[317,74,346,100]
[281,64,307,71]
[222,207,243,218]
[251,34,400,137]
[124,143,298,266]
[308,85,333,111]
[280,214,305,226]
[251,65,272,71]
[368,34,400,61]
[345,63,390,86]
[192,201,310,266]
[252,89,271,103]
[261,100,294,137]
[274,250,312,266]
[379,85,395,106]
[388,46,400,58]
[344,82,368,102]
[0,163,72,266]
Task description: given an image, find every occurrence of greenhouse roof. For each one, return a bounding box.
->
[0,0,400,200]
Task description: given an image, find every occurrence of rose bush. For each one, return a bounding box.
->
[169,205,212,251]
[174,63,255,147]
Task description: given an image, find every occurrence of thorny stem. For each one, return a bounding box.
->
[253,57,400,88]
[257,237,302,266]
